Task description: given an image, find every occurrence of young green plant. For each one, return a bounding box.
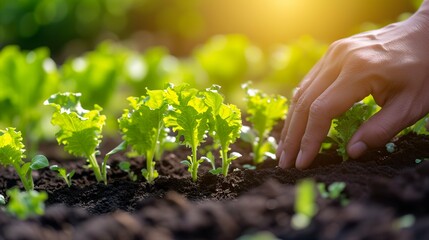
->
[331,102,372,160]
[241,83,288,164]
[50,165,75,187]
[292,178,318,230]
[0,128,49,191]
[203,86,242,176]
[164,84,210,182]
[6,188,48,220]
[44,92,107,184]
[118,90,169,184]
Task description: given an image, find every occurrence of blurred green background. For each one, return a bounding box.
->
[0,0,423,147]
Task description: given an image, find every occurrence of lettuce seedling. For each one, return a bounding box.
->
[292,178,318,230]
[331,102,371,160]
[44,92,107,184]
[203,86,242,176]
[0,128,49,191]
[6,188,48,220]
[241,82,288,164]
[119,162,137,182]
[50,165,75,187]
[317,181,349,206]
[118,90,169,183]
[164,84,210,182]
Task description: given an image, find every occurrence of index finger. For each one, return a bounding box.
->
[294,73,371,169]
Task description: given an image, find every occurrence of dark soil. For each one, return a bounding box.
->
[0,132,429,240]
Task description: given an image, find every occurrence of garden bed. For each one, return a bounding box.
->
[0,132,428,240]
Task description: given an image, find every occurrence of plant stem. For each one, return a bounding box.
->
[221,148,229,176]
[146,151,155,184]
[14,163,33,191]
[88,153,104,183]
[191,146,198,182]
[253,136,264,164]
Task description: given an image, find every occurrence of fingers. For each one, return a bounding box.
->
[277,67,341,169]
[276,58,325,158]
[294,76,370,169]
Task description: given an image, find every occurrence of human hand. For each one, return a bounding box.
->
[276,8,429,169]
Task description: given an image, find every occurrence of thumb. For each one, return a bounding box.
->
[347,102,415,159]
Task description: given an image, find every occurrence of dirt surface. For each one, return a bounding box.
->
[0,133,428,240]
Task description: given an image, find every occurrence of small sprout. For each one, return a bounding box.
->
[119,89,170,184]
[0,128,49,191]
[119,162,137,181]
[6,188,48,220]
[44,92,107,184]
[292,179,317,230]
[415,158,429,164]
[164,84,211,182]
[331,102,372,161]
[392,214,415,230]
[243,164,257,170]
[317,182,349,206]
[385,142,396,153]
[203,86,243,176]
[103,141,128,182]
[50,165,75,187]
[242,82,288,164]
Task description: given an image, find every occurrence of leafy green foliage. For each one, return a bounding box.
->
[118,90,169,183]
[60,42,123,109]
[0,128,49,191]
[50,165,75,187]
[242,82,288,164]
[6,188,48,220]
[44,92,106,183]
[164,84,210,181]
[292,179,318,230]
[194,35,262,97]
[203,86,242,175]
[0,46,59,151]
[331,102,371,160]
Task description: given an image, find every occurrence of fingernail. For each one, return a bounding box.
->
[279,151,286,168]
[295,150,304,169]
[348,141,368,159]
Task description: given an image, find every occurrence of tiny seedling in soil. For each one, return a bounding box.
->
[317,181,349,206]
[50,165,75,187]
[164,84,211,182]
[5,188,47,220]
[0,128,49,191]
[292,178,318,230]
[385,142,396,153]
[331,102,373,161]
[119,162,137,182]
[203,85,242,176]
[44,92,107,184]
[241,82,288,164]
[118,89,169,184]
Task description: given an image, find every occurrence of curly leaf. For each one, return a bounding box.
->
[119,91,167,157]
[0,128,25,167]
[333,102,369,160]
[243,83,288,138]
[45,93,105,158]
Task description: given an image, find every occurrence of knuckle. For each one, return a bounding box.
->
[294,97,311,113]
[291,87,304,104]
[309,98,328,119]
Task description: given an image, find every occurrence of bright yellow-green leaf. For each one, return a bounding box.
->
[0,128,25,167]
